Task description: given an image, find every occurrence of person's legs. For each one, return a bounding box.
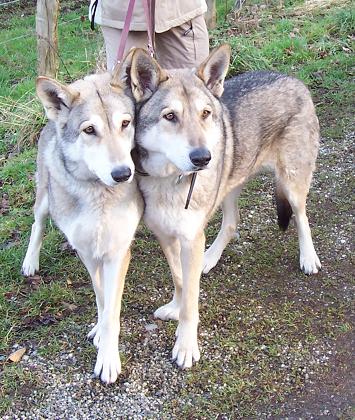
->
[155,14,209,69]
[101,14,209,70]
[101,26,148,70]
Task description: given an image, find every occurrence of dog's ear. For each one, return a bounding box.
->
[197,44,231,97]
[36,77,78,121]
[130,49,168,102]
[111,48,135,89]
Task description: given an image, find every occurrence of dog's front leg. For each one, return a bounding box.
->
[77,251,103,346]
[22,190,48,276]
[94,249,131,384]
[172,231,205,369]
[87,263,104,347]
[154,235,182,321]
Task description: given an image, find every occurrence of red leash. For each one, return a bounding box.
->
[116,0,156,64]
[142,0,155,58]
[116,1,197,209]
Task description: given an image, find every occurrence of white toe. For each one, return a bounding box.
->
[94,346,121,384]
[172,323,200,369]
[21,257,39,277]
[154,299,180,321]
[300,251,321,275]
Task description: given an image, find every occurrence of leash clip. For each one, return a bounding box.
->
[176,174,184,184]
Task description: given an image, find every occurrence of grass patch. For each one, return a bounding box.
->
[0,363,40,414]
[211,0,354,137]
[0,5,103,156]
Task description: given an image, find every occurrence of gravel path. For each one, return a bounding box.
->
[4,325,178,419]
[3,133,354,418]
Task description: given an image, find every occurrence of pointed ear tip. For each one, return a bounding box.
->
[132,48,147,58]
[219,44,231,56]
[36,76,50,86]
[134,47,149,55]
[36,76,62,90]
[132,48,155,65]
[212,44,231,56]
[36,77,52,95]
[120,47,137,63]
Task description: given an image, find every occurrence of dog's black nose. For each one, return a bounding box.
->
[111,166,132,182]
[189,147,211,168]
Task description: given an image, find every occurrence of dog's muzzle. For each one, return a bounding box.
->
[111,166,131,182]
[189,147,211,168]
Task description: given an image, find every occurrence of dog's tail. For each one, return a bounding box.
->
[275,185,293,231]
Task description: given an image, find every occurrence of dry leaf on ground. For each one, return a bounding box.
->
[8,347,26,362]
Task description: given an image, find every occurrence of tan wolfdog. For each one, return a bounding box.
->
[129,45,321,369]
[22,53,143,383]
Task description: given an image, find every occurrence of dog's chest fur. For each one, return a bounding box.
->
[139,173,218,241]
[50,179,141,259]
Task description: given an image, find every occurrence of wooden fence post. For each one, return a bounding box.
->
[36,0,60,77]
[205,0,217,30]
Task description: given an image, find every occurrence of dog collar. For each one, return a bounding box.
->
[176,174,184,184]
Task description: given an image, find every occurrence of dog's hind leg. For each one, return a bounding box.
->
[94,248,131,384]
[276,176,321,275]
[203,186,242,274]
[154,235,182,321]
[275,114,321,275]
[22,188,48,276]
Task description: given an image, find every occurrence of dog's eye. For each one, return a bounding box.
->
[83,126,95,135]
[202,109,211,119]
[164,112,176,122]
[122,120,130,128]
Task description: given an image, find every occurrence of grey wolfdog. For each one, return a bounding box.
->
[129,45,321,369]
[22,52,143,384]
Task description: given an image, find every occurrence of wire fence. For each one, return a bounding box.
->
[0,0,106,110]
[0,0,23,6]
[0,1,102,150]
[0,16,84,46]
[1,0,104,87]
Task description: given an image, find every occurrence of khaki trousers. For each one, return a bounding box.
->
[102,14,209,70]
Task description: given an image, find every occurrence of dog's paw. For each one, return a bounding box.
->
[202,248,220,274]
[300,251,321,275]
[154,299,180,321]
[21,256,39,277]
[172,323,200,369]
[88,323,101,348]
[94,346,121,384]
[203,231,240,274]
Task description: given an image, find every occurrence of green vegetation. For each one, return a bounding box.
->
[0,0,353,416]
[212,0,354,137]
